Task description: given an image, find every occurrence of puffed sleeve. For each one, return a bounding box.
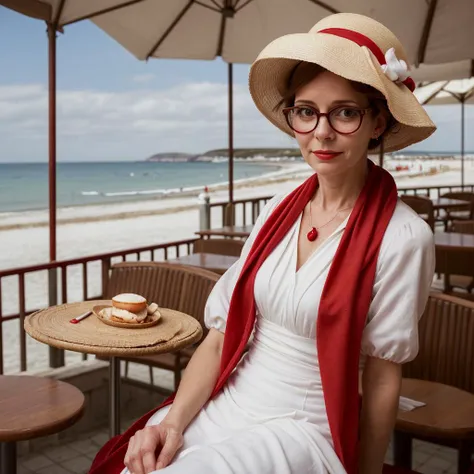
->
[360,213,435,364]
[204,192,288,333]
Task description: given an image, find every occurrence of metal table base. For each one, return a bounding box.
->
[109,356,121,438]
[1,441,17,474]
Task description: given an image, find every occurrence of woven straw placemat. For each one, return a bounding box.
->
[25,300,202,357]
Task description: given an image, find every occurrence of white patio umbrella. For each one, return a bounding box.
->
[3,0,474,254]
[415,78,474,185]
[411,60,474,83]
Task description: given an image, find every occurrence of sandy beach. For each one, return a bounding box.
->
[1,157,473,374]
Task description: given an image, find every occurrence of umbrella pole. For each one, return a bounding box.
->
[225,62,234,225]
[47,23,63,367]
[461,99,465,187]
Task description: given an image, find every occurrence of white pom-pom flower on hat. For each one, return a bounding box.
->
[381,47,410,83]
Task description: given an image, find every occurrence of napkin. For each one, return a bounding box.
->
[398,395,426,412]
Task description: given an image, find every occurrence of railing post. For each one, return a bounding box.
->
[101,257,111,298]
[198,187,211,231]
[224,203,235,226]
[48,268,64,368]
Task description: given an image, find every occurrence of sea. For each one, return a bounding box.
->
[0,161,281,213]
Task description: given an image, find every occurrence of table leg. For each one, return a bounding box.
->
[393,431,412,469]
[109,356,121,438]
[1,442,17,474]
[458,441,472,474]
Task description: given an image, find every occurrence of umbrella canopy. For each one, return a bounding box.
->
[2,0,474,64]
[415,78,474,185]
[412,60,474,83]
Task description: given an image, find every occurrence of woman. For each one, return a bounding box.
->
[90,13,436,474]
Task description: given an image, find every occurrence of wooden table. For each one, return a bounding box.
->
[168,253,239,275]
[394,378,474,473]
[435,232,474,252]
[24,301,202,438]
[434,232,474,292]
[432,198,470,211]
[196,224,253,239]
[0,376,84,474]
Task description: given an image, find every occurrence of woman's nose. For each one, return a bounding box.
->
[313,115,336,141]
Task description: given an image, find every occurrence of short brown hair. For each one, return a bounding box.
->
[277,62,398,149]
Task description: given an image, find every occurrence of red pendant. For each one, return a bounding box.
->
[307,227,318,242]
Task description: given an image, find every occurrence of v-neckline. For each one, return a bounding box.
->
[294,212,350,276]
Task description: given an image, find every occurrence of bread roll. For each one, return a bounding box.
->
[112,293,147,312]
[111,307,148,323]
[147,302,159,315]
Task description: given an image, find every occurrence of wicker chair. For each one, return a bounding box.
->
[438,192,474,230]
[436,231,474,298]
[193,238,245,257]
[399,195,435,231]
[447,221,474,294]
[103,262,220,390]
[452,220,474,235]
[397,293,474,472]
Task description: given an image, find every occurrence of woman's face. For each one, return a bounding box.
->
[292,71,386,178]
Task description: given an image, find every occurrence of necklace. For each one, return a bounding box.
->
[307,202,352,242]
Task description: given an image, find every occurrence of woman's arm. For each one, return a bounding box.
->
[358,357,402,474]
[163,328,224,432]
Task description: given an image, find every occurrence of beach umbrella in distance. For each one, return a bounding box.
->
[415,78,474,186]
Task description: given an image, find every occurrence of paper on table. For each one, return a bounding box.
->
[398,395,426,412]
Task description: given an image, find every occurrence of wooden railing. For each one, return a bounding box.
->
[208,184,474,227]
[0,238,198,374]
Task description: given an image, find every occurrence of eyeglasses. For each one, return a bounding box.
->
[282,105,371,135]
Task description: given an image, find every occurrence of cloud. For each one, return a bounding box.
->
[0,81,291,162]
[0,82,472,162]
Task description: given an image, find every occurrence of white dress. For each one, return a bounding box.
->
[123,192,436,474]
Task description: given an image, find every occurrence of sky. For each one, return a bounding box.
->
[0,6,473,163]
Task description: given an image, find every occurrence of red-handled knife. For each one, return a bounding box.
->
[70,310,92,324]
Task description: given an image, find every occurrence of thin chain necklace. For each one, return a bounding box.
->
[307,202,352,242]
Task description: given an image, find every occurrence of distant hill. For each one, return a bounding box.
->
[146,152,198,162]
[145,148,301,162]
[199,148,301,159]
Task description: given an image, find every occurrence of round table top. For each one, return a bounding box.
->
[0,375,85,442]
[24,300,203,357]
[431,198,470,210]
[397,378,474,439]
[169,253,239,275]
[434,232,474,251]
[196,224,253,238]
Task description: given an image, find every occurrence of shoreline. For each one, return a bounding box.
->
[0,163,309,231]
[0,158,472,232]
[0,160,295,214]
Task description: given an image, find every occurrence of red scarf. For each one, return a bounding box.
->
[89,162,397,474]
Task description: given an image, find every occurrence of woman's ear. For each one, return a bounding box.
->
[372,110,388,139]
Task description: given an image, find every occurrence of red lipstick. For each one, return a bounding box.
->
[312,150,342,161]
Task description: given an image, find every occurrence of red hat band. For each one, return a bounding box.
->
[319,27,416,92]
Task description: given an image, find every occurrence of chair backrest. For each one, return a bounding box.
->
[441,192,474,218]
[104,262,220,338]
[435,246,474,281]
[451,220,474,234]
[399,195,435,231]
[402,292,474,393]
[193,238,245,257]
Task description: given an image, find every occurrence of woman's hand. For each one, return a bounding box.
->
[124,422,184,474]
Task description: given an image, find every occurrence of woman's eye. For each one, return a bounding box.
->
[334,108,359,119]
[296,107,315,118]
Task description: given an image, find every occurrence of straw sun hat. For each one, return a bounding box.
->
[249,13,436,153]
